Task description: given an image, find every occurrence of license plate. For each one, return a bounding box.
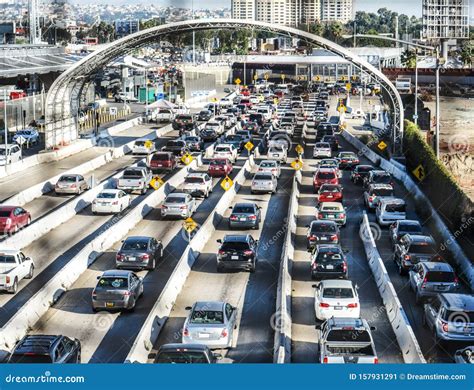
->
[240,217,246,221]
[320,237,327,241]
[199,333,210,339]
[328,215,335,219]
[128,257,136,261]
[106,302,114,308]
[334,306,343,310]
[463,328,472,334]
[231,255,239,260]
[327,195,333,198]
[436,285,447,290]
[326,265,334,270]
[273,154,279,157]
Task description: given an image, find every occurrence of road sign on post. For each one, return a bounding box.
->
[291,159,303,171]
[295,144,304,155]
[264,74,269,81]
[150,176,164,190]
[221,176,234,191]
[412,164,426,181]
[281,74,286,81]
[244,141,254,152]
[181,153,194,165]
[235,78,241,85]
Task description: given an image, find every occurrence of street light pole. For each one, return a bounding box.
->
[414,49,418,126]
[192,0,195,66]
[3,90,7,166]
[435,46,441,158]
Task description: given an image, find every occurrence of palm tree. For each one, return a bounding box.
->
[401,49,417,68]
[327,22,344,44]
[459,44,473,67]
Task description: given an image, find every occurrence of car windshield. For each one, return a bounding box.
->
[374,174,391,183]
[167,141,184,147]
[385,204,405,213]
[269,147,283,152]
[254,174,271,180]
[190,310,224,324]
[426,271,455,283]
[152,154,171,161]
[166,196,186,204]
[316,250,343,262]
[233,205,255,213]
[327,329,371,342]
[0,255,16,263]
[373,188,393,197]
[0,210,12,217]
[97,192,116,199]
[134,141,146,146]
[410,243,436,254]
[122,240,148,251]
[357,166,373,172]
[311,223,337,233]
[221,242,250,251]
[59,175,77,182]
[399,223,422,233]
[323,288,354,299]
[340,153,355,158]
[225,135,242,141]
[210,160,225,166]
[0,149,6,156]
[123,170,142,178]
[185,177,204,184]
[317,172,335,179]
[97,277,128,289]
[261,162,276,168]
[215,146,230,152]
[177,115,192,121]
[316,143,329,148]
[320,185,340,193]
[9,354,53,363]
[155,352,208,364]
[443,310,474,323]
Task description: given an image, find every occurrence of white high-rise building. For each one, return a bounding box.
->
[321,0,353,23]
[422,0,469,40]
[232,0,323,27]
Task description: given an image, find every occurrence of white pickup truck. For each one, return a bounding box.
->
[319,317,378,364]
[0,250,35,294]
[117,166,152,195]
[155,108,175,123]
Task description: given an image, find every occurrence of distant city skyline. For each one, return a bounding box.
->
[68,0,474,19]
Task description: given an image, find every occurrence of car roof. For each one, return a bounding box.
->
[158,343,210,352]
[187,173,207,178]
[0,249,20,255]
[379,198,405,205]
[320,202,344,209]
[223,234,251,242]
[368,184,393,190]
[317,168,336,173]
[101,269,132,278]
[406,234,434,243]
[15,335,61,353]
[327,317,366,328]
[320,279,354,289]
[166,192,187,198]
[99,189,121,194]
[440,294,474,311]
[421,262,453,272]
[194,301,225,312]
[124,236,152,242]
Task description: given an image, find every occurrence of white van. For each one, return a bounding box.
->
[376,198,407,226]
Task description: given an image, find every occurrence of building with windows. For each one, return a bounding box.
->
[231,0,256,20]
[320,0,353,23]
[422,0,469,41]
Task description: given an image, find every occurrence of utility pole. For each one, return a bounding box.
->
[192,0,195,66]
[414,49,418,126]
[435,46,441,158]
[3,90,8,166]
[353,21,356,48]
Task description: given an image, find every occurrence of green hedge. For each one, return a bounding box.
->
[403,121,473,259]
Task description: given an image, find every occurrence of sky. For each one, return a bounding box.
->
[70,0,474,19]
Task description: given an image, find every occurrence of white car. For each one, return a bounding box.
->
[267,145,287,163]
[205,121,224,135]
[13,129,40,146]
[92,189,131,214]
[213,144,238,163]
[132,139,156,155]
[161,192,197,219]
[0,250,35,294]
[313,142,332,159]
[0,144,22,165]
[219,97,233,108]
[257,107,272,121]
[182,173,213,198]
[258,160,281,178]
[376,198,407,226]
[314,279,360,321]
[249,96,260,104]
[251,172,277,194]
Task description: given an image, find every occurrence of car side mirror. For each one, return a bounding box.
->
[216,239,222,244]
[311,284,318,288]
[96,276,101,280]
[229,206,233,209]
[315,323,322,330]
[213,353,223,360]
[185,306,192,311]
[370,326,377,331]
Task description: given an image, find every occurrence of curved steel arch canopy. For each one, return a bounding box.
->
[45,19,404,151]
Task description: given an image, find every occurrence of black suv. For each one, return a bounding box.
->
[172,114,195,131]
[216,234,258,273]
[197,110,213,122]
[162,140,187,156]
[393,234,442,275]
[8,335,81,363]
[310,244,347,280]
[350,165,375,184]
[154,343,220,363]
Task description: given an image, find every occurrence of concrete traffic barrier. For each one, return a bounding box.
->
[273,170,300,363]
[359,213,426,363]
[124,157,255,363]
[342,129,474,291]
[0,155,199,352]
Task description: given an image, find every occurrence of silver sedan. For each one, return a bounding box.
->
[182,301,238,349]
[55,174,89,195]
[161,192,196,219]
[251,172,277,194]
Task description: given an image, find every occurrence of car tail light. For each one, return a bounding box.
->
[258,168,263,171]
[183,327,189,337]
[374,358,379,364]
[180,205,188,210]
[319,302,330,308]
[92,292,97,299]
[312,262,318,269]
[330,235,338,241]
[439,320,448,333]
[161,205,168,209]
[243,250,253,256]
[338,213,345,219]
[318,213,324,219]
[404,255,411,261]
[230,215,238,221]
[249,215,257,220]
[347,303,358,308]
[116,253,124,261]
[454,276,459,285]
[123,291,131,296]
[421,277,427,289]
[5,276,10,284]
[343,262,347,272]
[309,235,317,241]
[218,250,225,255]
[112,201,119,205]
[220,328,228,338]
[5,218,11,227]
[141,254,150,260]
[368,196,374,202]
[322,357,328,364]
[70,184,76,188]
[252,182,256,187]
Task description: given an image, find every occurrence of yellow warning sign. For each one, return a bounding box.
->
[183,217,198,234]
[313,75,321,82]
[235,78,241,85]
[346,83,352,91]
[295,144,304,155]
[221,176,234,191]
[291,159,303,171]
[144,140,154,149]
[264,74,269,80]
[281,74,286,80]
[338,105,347,113]
[377,141,388,151]
[244,141,254,152]
[150,176,164,190]
[181,153,194,165]
[412,164,426,182]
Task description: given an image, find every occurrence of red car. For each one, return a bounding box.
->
[317,184,343,203]
[241,88,250,97]
[0,206,31,234]
[149,152,177,172]
[208,159,233,177]
[313,168,339,192]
